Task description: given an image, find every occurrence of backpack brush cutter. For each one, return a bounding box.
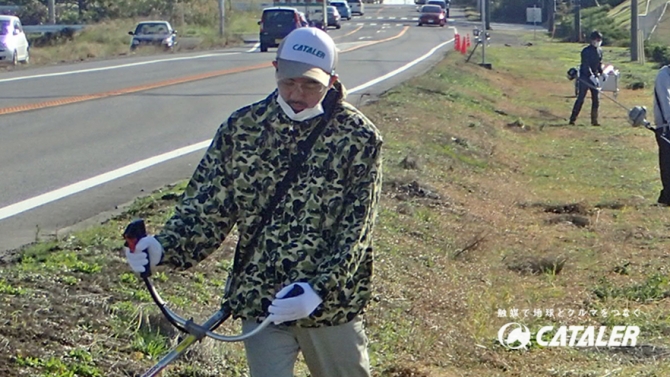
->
[572,74,653,130]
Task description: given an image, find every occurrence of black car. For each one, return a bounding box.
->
[259,7,305,53]
[128,21,177,51]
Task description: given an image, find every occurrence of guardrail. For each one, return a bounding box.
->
[0,5,23,12]
[22,25,86,34]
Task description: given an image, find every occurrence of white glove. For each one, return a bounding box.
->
[124,236,163,274]
[268,282,323,325]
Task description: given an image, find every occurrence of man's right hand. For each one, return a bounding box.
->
[124,236,163,274]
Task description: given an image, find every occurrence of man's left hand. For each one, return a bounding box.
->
[268,282,323,324]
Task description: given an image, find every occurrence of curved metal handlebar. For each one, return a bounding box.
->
[142,275,273,342]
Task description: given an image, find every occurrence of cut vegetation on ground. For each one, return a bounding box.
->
[2,32,670,376]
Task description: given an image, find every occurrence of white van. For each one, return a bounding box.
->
[347,0,364,15]
[0,15,30,66]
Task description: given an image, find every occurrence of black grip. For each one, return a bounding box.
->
[123,219,147,240]
[123,219,151,277]
[283,284,304,298]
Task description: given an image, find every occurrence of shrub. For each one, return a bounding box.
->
[645,41,670,66]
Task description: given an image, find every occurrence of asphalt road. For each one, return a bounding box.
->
[0,4,536,253]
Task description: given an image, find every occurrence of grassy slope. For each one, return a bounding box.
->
[648,3,670,44]
[2,33,670,376]
[608,0,668,28]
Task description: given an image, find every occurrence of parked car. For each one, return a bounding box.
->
[128,21,177,51]
[298,11,309,26]
[313,6,342,29]
[347,0,364,15]
[330,1,352,20]
[418,4,446,27]
[0,15,29,66]
[258,7,306,52]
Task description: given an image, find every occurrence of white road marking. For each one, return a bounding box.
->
[247,42,260,52]
[0,141,212,220]
[0,53,241,83]
[0,34,456,221]
[348,35,454,93]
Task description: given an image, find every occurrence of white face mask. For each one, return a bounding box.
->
[592,40,602,48]
[277,93,325,122]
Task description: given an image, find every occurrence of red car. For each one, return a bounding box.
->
[418,4,446,27]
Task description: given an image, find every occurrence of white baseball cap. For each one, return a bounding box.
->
[275,27,338,87]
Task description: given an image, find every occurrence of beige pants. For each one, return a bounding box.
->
[242,317,371,377]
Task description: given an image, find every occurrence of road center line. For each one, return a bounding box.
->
[0,35,454,221]
[0,53,241,83]
[0,27,409,116]
[0,62,273,116]
[334,25,364,40]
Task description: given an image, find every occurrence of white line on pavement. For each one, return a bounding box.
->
[0,53,241,83]
[348,35,454,93]
[247,42,260,52]
[0,142,212,220]
[0,34,456,221]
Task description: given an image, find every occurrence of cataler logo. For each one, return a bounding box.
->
[498,323,640,349]
[498,322,532,349]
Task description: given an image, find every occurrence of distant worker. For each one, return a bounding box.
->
[653,64,670,206]
[569,30,604,126]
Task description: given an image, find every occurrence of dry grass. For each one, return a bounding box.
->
[3,32,670,376]
[359,32,670,376]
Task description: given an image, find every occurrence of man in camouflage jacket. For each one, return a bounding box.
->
[124,27,383,377]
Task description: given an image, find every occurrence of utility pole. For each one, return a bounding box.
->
[548,0,555,33]
[322,0,327,31]
[631,0,639,61]
[48,0,56,24]
[574,0,581,42]
[219,0,225,38]
[481,0,486,65]
[78,0,85,19]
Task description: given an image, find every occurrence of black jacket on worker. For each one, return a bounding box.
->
[579,44,603,79]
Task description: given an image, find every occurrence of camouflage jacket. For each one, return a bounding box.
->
[155,86,383,327]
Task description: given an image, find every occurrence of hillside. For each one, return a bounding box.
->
[647,2,670,43]
[607,0,668,30]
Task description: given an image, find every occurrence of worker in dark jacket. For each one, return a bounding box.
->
[569,31,604,126]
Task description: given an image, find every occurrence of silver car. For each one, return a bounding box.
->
[0,15,30,66]
[128,21,177,51]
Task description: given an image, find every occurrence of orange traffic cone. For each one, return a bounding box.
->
[466,34,471,48]
[455,34,460,52]
[461,36,467,54]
